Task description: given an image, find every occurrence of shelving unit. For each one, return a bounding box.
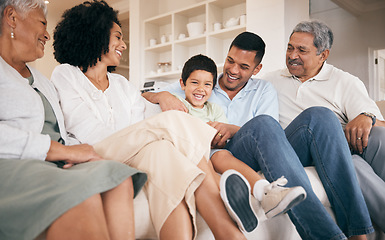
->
[141,0,246,87]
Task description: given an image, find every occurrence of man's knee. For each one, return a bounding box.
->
[302,107,336,122]
[286,107,340,134]
[243,114,281,131]
[299,107,342,131]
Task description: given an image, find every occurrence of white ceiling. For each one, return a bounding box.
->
[331,0,385,16]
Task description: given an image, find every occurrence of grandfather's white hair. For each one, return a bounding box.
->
[291,20,334,55]
[0,0,47,34]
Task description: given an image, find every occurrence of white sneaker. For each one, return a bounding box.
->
[262,176,307,219]
[220,170,259,234]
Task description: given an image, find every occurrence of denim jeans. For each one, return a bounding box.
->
[225,107,373,240]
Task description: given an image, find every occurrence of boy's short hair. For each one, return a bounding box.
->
[181,54,217,89]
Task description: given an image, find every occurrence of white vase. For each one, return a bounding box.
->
[187,22,204,37]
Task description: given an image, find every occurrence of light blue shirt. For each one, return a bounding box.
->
[158,73,279,127]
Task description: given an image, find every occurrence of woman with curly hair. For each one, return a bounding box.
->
[51,1,247,239]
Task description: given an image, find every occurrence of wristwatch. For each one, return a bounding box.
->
[360,112,376,126]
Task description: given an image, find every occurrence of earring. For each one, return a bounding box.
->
[11,29,14,39]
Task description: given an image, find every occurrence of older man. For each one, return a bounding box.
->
[264,20,385,232]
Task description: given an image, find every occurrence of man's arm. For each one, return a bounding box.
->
[142,91,188,112]
[375,120,385,127]
[340,74,384,154]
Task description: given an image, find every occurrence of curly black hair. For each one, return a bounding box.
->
[53,0,121,73]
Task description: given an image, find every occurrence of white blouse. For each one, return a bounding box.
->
[51,64,145,145]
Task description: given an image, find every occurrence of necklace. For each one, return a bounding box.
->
[86,75,109,91]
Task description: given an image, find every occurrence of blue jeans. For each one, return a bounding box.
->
[225,107,373,240]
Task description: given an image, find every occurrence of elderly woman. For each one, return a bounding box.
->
[50,1,248,240]
[0,1,148,240]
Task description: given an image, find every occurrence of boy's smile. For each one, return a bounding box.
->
[180,70,214,109]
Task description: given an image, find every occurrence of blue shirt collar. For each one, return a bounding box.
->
[215,73,256,98]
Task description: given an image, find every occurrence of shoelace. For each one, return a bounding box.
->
[264,176,288,192]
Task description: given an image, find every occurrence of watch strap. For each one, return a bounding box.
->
[360,112,376,126]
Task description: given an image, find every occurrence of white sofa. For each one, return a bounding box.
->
[133,100,385,240]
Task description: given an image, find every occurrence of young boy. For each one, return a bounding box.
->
[176,54,307,234]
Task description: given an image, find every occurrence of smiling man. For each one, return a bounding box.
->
[264,20,385,232]
[143,32,278,128]
[142,31,374,239]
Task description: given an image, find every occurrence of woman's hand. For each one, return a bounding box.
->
[46,141,103,168]
[207,121,240,148]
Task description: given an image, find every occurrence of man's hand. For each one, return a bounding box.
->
[46,141,103,168]
[344,114,372,154]
[142,91,188,112]
[207,121,240,148]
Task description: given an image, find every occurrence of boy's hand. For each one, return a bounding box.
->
[208,121,240,148]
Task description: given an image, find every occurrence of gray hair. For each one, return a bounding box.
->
[291,20,334,55]
[0,0,47,34]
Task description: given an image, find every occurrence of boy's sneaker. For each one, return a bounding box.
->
[262,176,307,219]
[220,170,259,234]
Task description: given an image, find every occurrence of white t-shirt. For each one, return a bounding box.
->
[264,63,383,129]
[51,64,145,145]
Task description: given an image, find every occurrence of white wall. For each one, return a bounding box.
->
[247,0,309,76]
[310,0,385,90]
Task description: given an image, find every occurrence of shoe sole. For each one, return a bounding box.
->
[220,170,258,233]
[265,186,307,219]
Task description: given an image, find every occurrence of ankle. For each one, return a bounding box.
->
[252,179,269,201]
[348,235,367,240]
[214,230,247,240]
